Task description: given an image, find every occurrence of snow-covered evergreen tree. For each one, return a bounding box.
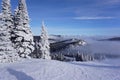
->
[0,0,19,62]
[1,0,14,38]
[1,0,12,25]
[40,21,51,59]
[13,0,34,58]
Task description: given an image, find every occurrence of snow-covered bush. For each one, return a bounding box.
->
[13,0,34,58]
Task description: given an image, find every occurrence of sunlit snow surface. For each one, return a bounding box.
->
[0,59,120,80]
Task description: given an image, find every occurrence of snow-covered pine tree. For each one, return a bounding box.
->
[40,21,51,59]
[13,0,34,58]
[0,0,19,63]
[1,0,15,40]
[1,0,13,30]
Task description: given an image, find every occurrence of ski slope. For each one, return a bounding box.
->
[0,59,120,80]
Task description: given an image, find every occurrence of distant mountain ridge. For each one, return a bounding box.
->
[33,35,86,52]
[100,37,120,41]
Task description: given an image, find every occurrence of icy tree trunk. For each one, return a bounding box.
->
[40,21,51,59]
[13,0,34,58]
[0,0,19,63]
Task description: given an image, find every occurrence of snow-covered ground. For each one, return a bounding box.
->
[0,59,120,80]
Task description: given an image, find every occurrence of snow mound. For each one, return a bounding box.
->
[0,59,120,80]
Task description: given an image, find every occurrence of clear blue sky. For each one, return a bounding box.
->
[0,0,120,36]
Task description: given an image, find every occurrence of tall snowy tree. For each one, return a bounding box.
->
[0,0,19,62]
[1,0,14,37]
[40,21,51,59]
[13,0,34,58]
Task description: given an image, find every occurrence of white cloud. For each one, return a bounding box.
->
[97,0,120,5]
[106,0,120,4]
[73,16,115,20]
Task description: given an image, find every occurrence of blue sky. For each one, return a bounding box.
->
[1,0,120,36]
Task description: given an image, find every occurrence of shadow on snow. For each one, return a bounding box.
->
[7,68,34,80]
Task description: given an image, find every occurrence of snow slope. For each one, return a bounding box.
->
[0,59,120,80]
